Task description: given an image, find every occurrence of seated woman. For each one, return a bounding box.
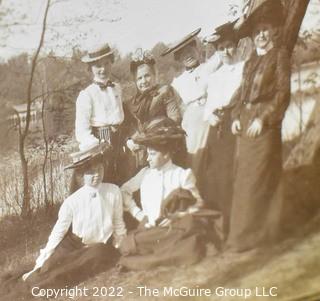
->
[119,117,219,270]
[124,48,183,173]
[1,143,126,298]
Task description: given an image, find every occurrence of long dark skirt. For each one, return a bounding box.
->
[119,215,206,270]
[69,129,125,194]
[226,127,283,252]
[199,110,236,239]
[1,233,119,300]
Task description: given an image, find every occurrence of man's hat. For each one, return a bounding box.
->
[132,117,186,149]
[81,43,114,63]
[64,143,109,170]
[161,28,201,57]
[237,0,284,38]
[203,20,239,46]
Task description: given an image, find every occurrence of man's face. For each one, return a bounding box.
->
[176,44,200,70]
[252,22,274,50]
[90,56,113,82]
[147,147,170,169]
[216,40,237,65]
[83,161,104,188]
[135,63,156,93]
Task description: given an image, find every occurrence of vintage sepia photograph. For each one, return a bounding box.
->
[0,0,319,300]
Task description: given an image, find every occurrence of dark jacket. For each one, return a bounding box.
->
[124,84,182,137]
[231,47,291,127]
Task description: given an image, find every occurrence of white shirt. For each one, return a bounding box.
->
[75,83,124,150]
[172,54,221,106]
[121,161,203,226]
[204,61,244,121]
[31,183,126,272]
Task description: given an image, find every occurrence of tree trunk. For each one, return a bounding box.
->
[19,0,51,217]
[282,0,311,55]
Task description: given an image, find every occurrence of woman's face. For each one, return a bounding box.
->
[83,162,104,188]
[216,40,237,65]
[90,56,112,82]
[146,147,170,169]
[176,44,200,69]
[135,64,156,93]
[252,23,274,49]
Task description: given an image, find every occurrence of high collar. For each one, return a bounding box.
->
[151,159,173,172]
[84,184,101,195]
[256,42,274,56]
[93,77,110,85]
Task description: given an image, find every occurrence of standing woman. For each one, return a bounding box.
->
[202,21,246,238]
[161,29,221,192]
[124,48,182,172]
[71,42,124,192]
[227,0,291,252]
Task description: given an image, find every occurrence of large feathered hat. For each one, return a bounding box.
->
[238,0,284,38]
[132,117,186,152]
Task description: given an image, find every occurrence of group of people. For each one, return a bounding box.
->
[1,0,291,297]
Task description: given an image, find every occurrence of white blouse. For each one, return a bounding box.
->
[30,183,126,273]
[75,83,124,150]
[171,54,221,106]
[204,61,244,121]
[121,160,203,226]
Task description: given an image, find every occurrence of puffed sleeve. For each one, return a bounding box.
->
[161,85,182,124]
[112,187,127,238]
[25,200,72,278]
[75,90,99,150]
[258,48,291,125]
[121,167,148,220]
[180,168,204,208]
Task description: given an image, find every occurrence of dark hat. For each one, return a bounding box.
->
[161,28,201,57]
[204,20,239,46]
[81,43,114,63]
[64,143,109,170]
[130,48,156,74]
[132,117,186,149]
[238,0,284,38]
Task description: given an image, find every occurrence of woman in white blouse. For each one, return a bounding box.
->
[118,118,208,270]
[71,42,124,192]
[202,21,246,239]
[15,144,126,291]
[161,29,221,190]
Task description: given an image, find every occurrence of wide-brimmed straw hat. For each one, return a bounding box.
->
[204,20,239,46]
[81,43,114,63]
[161,28,201,57]
[64,143,110,170]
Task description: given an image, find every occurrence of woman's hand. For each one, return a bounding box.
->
[126,139,140,152]
[22,270,34,281]
[246,118,263,138]
[231,119,242,135]
[208,114,221,127]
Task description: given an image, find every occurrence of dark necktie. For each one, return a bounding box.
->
[94,80,115,90]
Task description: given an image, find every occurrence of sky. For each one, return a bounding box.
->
[0,0,239,59]
[0,0,319,60]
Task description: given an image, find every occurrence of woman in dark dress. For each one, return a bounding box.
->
[124,49,182,174]
[226,0,291,252]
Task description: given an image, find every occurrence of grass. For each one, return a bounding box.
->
[1,207,320,301]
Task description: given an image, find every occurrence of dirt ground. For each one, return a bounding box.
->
[48,215,320,301]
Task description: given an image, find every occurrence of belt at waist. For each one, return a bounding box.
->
[91,125,115,144]
[186,97,207,107]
